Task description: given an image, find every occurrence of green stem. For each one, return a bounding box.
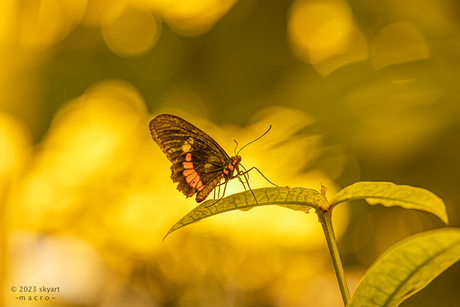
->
[319,210,351,306]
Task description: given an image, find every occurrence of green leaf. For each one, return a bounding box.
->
[348,228,460,307]
[330,182,448,224]
[164,187,327,240]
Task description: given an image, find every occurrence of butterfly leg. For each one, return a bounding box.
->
[240,163,250,182]
[240,170,259,205]
[213,180,221,199]
[238,166,278,187]
[238,164,249,190]
[237,176,248,191]
[205,180,229,208]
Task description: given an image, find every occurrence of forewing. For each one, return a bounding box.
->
[150,114,229,162]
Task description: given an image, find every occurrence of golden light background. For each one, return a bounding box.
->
[1,0,459,306]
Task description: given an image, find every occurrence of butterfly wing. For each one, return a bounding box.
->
[149,114,231,202]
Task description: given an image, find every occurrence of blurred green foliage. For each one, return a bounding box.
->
[1,0,460,306]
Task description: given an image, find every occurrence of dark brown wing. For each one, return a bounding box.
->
[149,114,231,202]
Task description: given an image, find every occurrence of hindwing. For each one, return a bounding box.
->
[150,114,232,202]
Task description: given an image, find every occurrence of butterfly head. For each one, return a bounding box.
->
[232,155,242,171]
[235,155,242,163]
[222,155,242,180]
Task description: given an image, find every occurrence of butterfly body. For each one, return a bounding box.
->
[149,114,242,203]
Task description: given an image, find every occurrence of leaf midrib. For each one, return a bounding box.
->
[381,237,460,307]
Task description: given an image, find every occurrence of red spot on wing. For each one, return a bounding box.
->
[185,172,197,183]
[190,175,201,188]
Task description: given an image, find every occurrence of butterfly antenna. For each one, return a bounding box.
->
[237,125,272,156]
[233,139,239,156]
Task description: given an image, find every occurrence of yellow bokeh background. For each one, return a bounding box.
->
[1,0,459,306]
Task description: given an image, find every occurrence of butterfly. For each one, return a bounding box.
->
[149,114,274,203]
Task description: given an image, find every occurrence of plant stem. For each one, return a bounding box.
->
[319,210,351,306]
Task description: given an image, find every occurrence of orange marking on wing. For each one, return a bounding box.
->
[183,162,193,169]
[185,172,197,184]
[196,181,204,191]
[185,153,192,161]
[183,169,195,177]
[190,175,201,188]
